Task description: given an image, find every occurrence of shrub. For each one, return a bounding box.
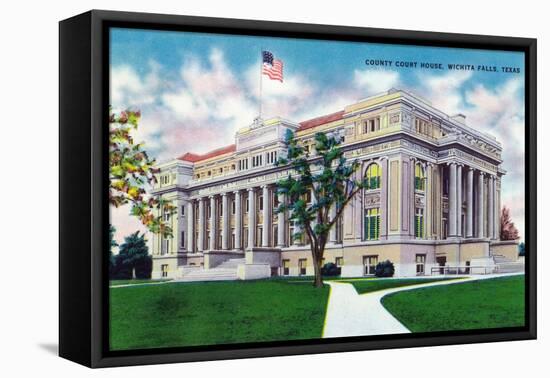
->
[110,254,133,279]
[109,231,152,280]
[134,256,153,279]
[321,262,341,276]
[375,260,395,277]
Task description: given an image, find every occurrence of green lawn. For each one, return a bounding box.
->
[381,275,525,332]
[109,279,171,287]
[110,279,330,350]
[341,277,461,294]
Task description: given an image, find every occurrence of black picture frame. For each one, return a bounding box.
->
[59,9,537,368]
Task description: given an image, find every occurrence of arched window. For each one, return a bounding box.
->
[365,163,381,190]
[415,163,425,191]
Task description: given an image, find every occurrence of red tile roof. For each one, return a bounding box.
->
[178,144,236,163]
[298,110,345,131]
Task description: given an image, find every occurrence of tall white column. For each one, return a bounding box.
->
[222,193,229,250]
[234,190,242,250]
[277,192,286,247]
[247,188,256,248]
[262,185,270,247]
[198,198,205,251]
[425,163,432,239]
[477,172,485,238]
[329,203,338,244]
[187,200,195,253]
[448,162,457,237]
[209,196,216,250]
[379,158,388,239]
[466,167,474,237]
[494,178,500,239]
[488,175,495,239]
[456,164,463,237]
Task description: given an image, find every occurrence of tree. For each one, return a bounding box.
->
[500,206,519,240]
[276,130,368,288]
[109,224,118,276]
[116,231,152,279]
[109,108,175,238]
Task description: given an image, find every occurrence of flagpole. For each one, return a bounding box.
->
[258,48,263,120]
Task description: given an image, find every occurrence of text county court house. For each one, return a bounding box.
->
[150,88,520,280]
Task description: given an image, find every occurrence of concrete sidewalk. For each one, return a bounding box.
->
[322,273,524,338]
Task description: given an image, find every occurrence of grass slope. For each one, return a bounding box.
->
[110,280,329,350]
[342,277,460,295]
[381,275,525,332]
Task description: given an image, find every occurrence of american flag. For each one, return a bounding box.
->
[262,51,283,82]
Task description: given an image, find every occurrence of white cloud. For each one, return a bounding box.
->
[419,70,473,115]
[353,68,400,94]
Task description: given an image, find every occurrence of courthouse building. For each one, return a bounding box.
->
[150,88,518,279]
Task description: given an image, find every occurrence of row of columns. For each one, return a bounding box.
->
[186,186,290,252]
[447,162,499,239]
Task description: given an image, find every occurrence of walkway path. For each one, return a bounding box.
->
[322,273,523,338]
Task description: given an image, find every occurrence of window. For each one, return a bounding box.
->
[365,163,381,190]
[299,259,307,276]
[282,260,290,276]
[162,239,170,255]
[238,158,249,171]
[363,117,380,133]
[415,208,424,238]
[364,207,380,240]
[161,264,169,277]
[246,198,249,213]
[231,199,236,215]
[180,231,185,248]
[259,194,264,211]
[218,201,223,216]
[273,225,278,247]
[244,228,249,248]
[273,192,280,209]
[252,154,263,168]
[335,257,344,267]
[266,151,278,164]
[256,226,263,247]
[416,254,426,275]
[163,211,170,222]
[305,191,312,204]
[181,205,185,216]
[415,163,426,191]
[364,255,378,275]
[231,229,235,249]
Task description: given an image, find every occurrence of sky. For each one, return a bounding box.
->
[109,27,526,246]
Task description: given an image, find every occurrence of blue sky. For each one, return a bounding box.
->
[109,27,526,244]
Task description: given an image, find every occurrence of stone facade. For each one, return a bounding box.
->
[150,88,517,279]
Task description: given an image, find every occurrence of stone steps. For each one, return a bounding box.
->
[496,263,524,273]
[216,258,246,269]
[177,267,239,282]
[492,254,524,273]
